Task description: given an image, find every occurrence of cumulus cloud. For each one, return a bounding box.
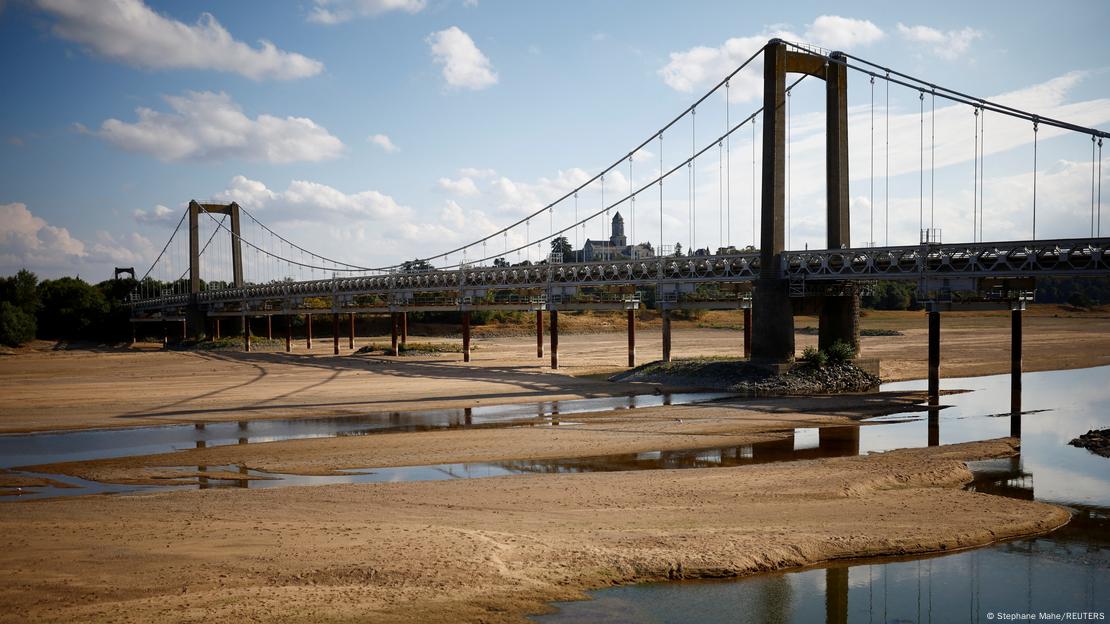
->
[368,133,399,153]
[427,26,498,90]
[34,0,323,80]
[659,16,883,101]
[308,0,425,24]
[897,23,982,61]
[93,91,344,163]
[132,204,177,224]
[436,176,480,196]
[0,202,86,273]
[212,176,409,222]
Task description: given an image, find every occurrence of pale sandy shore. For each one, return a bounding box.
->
[0,440,1068,624]
[0,315,1102,623]
[1,310,1107,434]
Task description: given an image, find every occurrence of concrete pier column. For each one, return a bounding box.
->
[536,310,544,358]
[285,315,292,352]
[1011,306,1023,437]
[627,309,636,368]
[332,313,339,355]
[161,318,167,348]
[662,308,672,363]
[550,310,559,369]
[743,307,752,359]
[243,316,251,352]
[306,314,312,350]
[818,290,860,354]
[401,312,408,345]
[214,318,220,339]
[928,309,940,403]
[462,311,471,362]
[349,313,355,350]
[130,322,136,346]
[181,319,187,341]
[390,313,399,353]
[267,315,272,340]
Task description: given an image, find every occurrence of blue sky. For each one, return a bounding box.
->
[1,0,1108,280]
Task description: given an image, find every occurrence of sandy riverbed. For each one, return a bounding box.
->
[0,313,1102,622]
[0,439,1068,624]
[1,309,1107,434]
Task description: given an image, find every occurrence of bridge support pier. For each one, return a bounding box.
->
[306,314,312,350]
[743,307,752,359]
[752,280,795,363]
[818,290,860,354]
[214,318,220,339]
[550,310,559,370]
[536,310,544,358]
[130,322,136,346]
[395,313,404,353]
[1011,305,1023,437]
[662,308,672,363]
[332,313,339,355]
[627,309,636,368]
[285,315,292,352]
[825,567,849,624]
[243,316,251,352]
[349,313,355,350]
[928,309,940,404]
[462,311,471,362]
[928,405,940,447]
[161,318,167,348]
[267,315,272,340]
[401,312,408,345]
[181,319,187,342]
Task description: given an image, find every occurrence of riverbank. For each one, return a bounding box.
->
[0,438,1069,624]
[1,309,1107,434]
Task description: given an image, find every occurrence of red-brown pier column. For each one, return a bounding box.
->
[627,309,636,367]
[349,313,355,350]
[332,313,340,355]
[550,310,559,369]
[462,311,471,362]
[306,314,313,350]
[390,313,399,353]
[401,312,408,345]
[536,310,544,358]
[662,308,672,363]
[285,315,292,352]
[743,307,752,359]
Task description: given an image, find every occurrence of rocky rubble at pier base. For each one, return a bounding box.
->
[611,359,880,396]
[1069,428,1110,458]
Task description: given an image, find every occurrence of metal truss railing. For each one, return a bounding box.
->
[129,237,1110,313]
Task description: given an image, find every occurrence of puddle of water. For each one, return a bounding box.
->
[533,366,1110,623]
[0,392,733,469]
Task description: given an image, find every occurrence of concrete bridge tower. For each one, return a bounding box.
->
[752,39,859,363]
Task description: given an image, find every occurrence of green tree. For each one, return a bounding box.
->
[673,242,684,257]
[0,301,36,346]
[0,269,40,315]
[550,236,573,259]
[36,277,109,339]
[400,259,435,273]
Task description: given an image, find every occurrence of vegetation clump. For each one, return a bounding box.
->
[356,341,463,356]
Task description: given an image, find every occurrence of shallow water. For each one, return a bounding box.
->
[534,366,1110,623]
[0,392,732,469]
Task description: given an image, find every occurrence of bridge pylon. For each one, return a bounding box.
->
[186,201,244,339]
[752,39,859,364]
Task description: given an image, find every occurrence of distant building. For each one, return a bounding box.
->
[579,212,654,261]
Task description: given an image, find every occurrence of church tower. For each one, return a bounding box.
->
[609,211,627,247]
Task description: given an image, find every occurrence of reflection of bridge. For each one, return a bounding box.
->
[128,40,1108,410]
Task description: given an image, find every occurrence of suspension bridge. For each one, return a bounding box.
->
[127,39,1109,410]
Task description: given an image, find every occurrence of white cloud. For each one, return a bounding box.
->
[805,15,884,50]
[87,231,156,267]
[368,133,399,153]
[94,91,344,163]
[437,176,480,196]
[0,202,86,273]
[427,26,498,90]
[659,16,883,102]
[34,0,323,80]
[897,23,982,61]
[308,0,425,24]
[213,176,409,222]
[132,204,177,224]
[462,0,478,7]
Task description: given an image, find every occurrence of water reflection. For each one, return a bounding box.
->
[534,366,1110,624]
[0,392,734,470]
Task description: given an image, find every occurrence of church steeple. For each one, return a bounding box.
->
[609,211,626,247]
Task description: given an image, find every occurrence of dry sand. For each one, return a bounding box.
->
[1,308,1107,434]
[0,439,1068,624]
[0,312,1101,622]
